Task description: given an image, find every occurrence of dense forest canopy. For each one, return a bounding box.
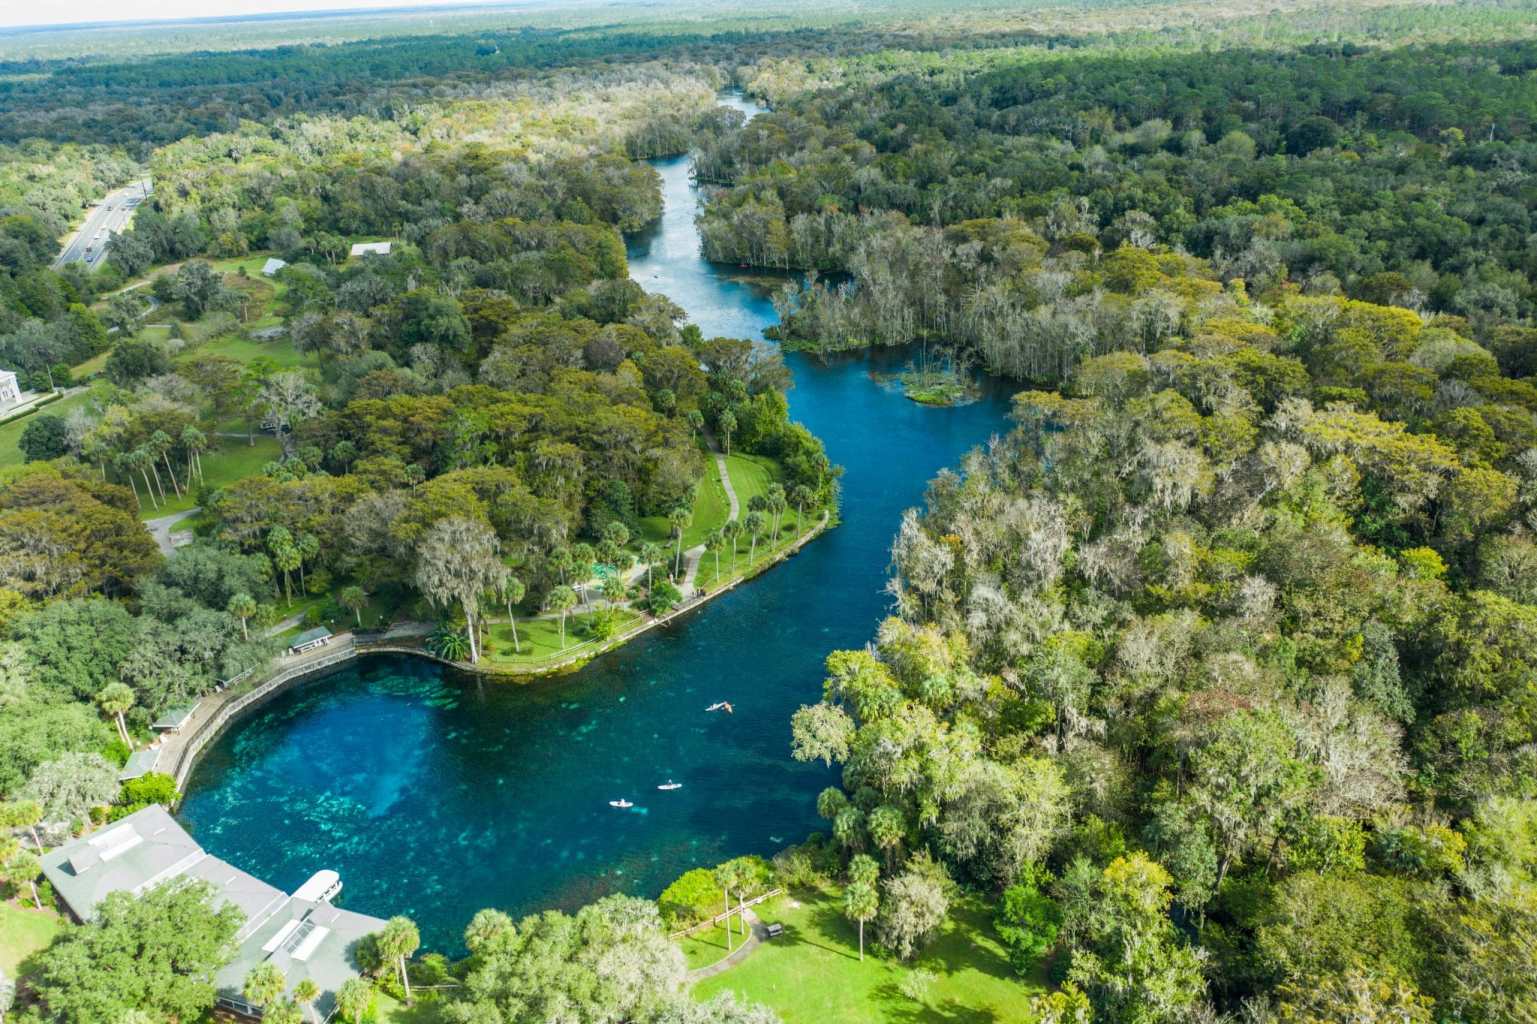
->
[2,2,1537,1023]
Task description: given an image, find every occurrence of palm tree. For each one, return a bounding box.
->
[718,409,736,454]
[766,483,787,541]
[639,542,664,589]
[228,592,257,641]
[243,963,286,1011]
[502,576,525,654]
[338,585,368,627]
[713,861,744,951]
[375,916,420,1005]
[668,506,691,578]
[335,978,372,1024]
[268,526,299,604]
[149,430,183,499]
[296,533,321,594]
[292,979,320,1024]
[96,682,135,745]
[791,485,814,532]
[744,510,767,565]
[601,573,627,606]
[722,519,742,570]
[844,880,879,961]
[180,425,208,485]
[548,585,578,649]
[705,528,724,584]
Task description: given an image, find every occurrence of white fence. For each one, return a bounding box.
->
[669,888,784,939]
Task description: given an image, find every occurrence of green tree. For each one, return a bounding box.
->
[334,977,373,1024]
[243,963,287,1009]
[415,517,508,663]
[639,542,664,589]
[375,916,421,1004]
[292,978,321,1024]
[668,506,691,578]
[548,585,578,650]
[744,510,766,564]
[95,681,135,746]
[1062,853,1207,1024]
[501,576,526,654]
[227,592,257,641]
[843,880,878,961]
[28,881,241,1024]
[338,585,368,628]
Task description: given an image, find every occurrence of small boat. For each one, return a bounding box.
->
[705,702,729,712]
[609,799,634,809]
[657,780,682,791]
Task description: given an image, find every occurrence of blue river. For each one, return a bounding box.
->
[177,97,1015,952]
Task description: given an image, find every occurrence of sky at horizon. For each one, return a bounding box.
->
[0,0,509,31]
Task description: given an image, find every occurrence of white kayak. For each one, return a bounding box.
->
[609,799,634,808]
[657,781,682,791]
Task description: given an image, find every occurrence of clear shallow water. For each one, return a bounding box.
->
[177,97,1015,953]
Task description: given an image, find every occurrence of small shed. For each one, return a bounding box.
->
[349,241,392,258]
[261,257,288,277]
[117,749,160,782]
[249,326,286,341]
[289,627,333,655]
[152,704,197,733]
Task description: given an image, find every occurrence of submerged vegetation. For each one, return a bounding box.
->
[3,0,1537,1021]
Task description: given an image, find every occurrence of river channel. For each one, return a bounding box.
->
[177,95,1015,952]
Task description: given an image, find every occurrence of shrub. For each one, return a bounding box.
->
[659,867,721,930]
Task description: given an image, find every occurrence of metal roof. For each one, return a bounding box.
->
[152,704,198,730]
[260,257,288,276]
[40,806,386,1020]
[118,749,160,781]
[290,627,332,647]
[39,806,204,921]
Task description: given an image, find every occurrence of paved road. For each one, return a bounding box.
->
[53,179,151,270]
[144,507,199,556]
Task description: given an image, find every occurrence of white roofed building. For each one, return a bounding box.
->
[349,241,392,257]
[40,806,386,1020]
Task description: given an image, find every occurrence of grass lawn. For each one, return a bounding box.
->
[0,899,62,976]
[637,458,732,553]
[135,436,282,519]
[679,913,763,970]
[377,990,451,1023]
[482,608,644,669]
[692,886,1043,1024]
[0,391,93,469]
[177,332,308,369]
[724,452,780,510]
[70,347,111,380]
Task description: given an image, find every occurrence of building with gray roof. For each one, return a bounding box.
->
[40,806,385,1020]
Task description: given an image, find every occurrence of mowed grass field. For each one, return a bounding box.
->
[692,886,1043,1024]
[0,900,62,976]
[133,437,282,519]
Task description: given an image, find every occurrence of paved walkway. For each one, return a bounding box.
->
[686,908,767,983]
[713,449,740,519]
[144,507,199,556]
[151,633,356,781]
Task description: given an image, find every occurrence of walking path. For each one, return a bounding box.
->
[687,908,767,982]
[714,449,740,519]
[155,633,357,788]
